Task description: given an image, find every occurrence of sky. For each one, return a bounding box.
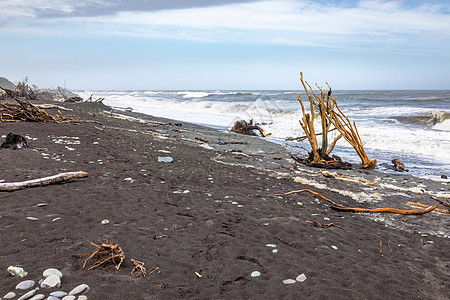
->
[1,0,450,90]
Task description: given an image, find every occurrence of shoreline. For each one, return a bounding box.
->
[0,99,448,299]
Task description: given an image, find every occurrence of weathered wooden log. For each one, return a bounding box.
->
[0,171,89,192]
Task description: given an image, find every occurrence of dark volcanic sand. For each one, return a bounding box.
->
[0,101,449,299]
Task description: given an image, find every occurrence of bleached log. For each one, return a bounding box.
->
[0,171,89,192]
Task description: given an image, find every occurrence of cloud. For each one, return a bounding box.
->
[2,0,450,53]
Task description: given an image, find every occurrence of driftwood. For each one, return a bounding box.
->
[83,241,125,271]
[0,85,72,123]
[276,189,438,215]
[0,171,89,192]
[296,73,376,169]
[230,119,271,137]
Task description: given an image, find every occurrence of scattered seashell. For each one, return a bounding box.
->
[282,279,296,285]
[296,274,307,282]
[251,271,261,277]
[43,268,63,279]
[69,284,90,295]
[52,217,61,222]
[7,266,28,277]
[41,275,61,288]
[101,219,110,225]
[16,279,35,290]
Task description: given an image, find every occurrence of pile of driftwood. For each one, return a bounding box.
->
[0,81,72,123]
[296,73,376,169]
[230,119,271,137]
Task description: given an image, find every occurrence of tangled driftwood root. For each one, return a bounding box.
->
[83,241,125,271]
[230,119,271,137]
[0,86,72,123]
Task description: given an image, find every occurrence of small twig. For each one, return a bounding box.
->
[388,240,393,257]
[305,220,346,231]
[275,236,296,248]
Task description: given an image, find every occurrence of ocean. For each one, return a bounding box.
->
[77,89,450,179]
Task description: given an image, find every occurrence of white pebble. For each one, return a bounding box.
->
[29,294,45,300]
[266,244,277,248]
[3,292,16,299]
[250,271,261,277]
[124,177,132,181]
[331,245,338,250]
[183,190,190,194]
[41,275,61,288]
[323,217,330,221]
[282,279,296,285]
[43,268,63,279]
[47,296,60,300]
[69,284,90,295]
[77,296,88,300]
[296,274,307,282]
[52,217,61,222]
[26,217,39,221]
[50,291,68,297]
[62,296,76,300]
[272,249,278,253]
[101,219,110,225]
[17,288,39,300]
[16,280,35,290]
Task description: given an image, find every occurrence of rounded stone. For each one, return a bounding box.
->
[16,280,35,290]
[17,288,39,300]
[50,291,68,297]
[43,268,63,279]
[282,279,296,285]
[47,296,60,300]
[29,294,45,300]
[250,271,261,277]
[62,296,76,300]
[77,296,88,300]
[69,284,90,295]
[41,275,61,288]
[296,274,307,282]
[3,292,17,299]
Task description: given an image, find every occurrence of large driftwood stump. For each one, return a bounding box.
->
[0,171,89,192]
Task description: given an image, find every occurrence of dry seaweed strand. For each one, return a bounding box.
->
[406,201,449,214]
[83,241,125,271]
[276,189,438,215]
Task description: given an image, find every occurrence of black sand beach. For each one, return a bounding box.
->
[1,99,449,299]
